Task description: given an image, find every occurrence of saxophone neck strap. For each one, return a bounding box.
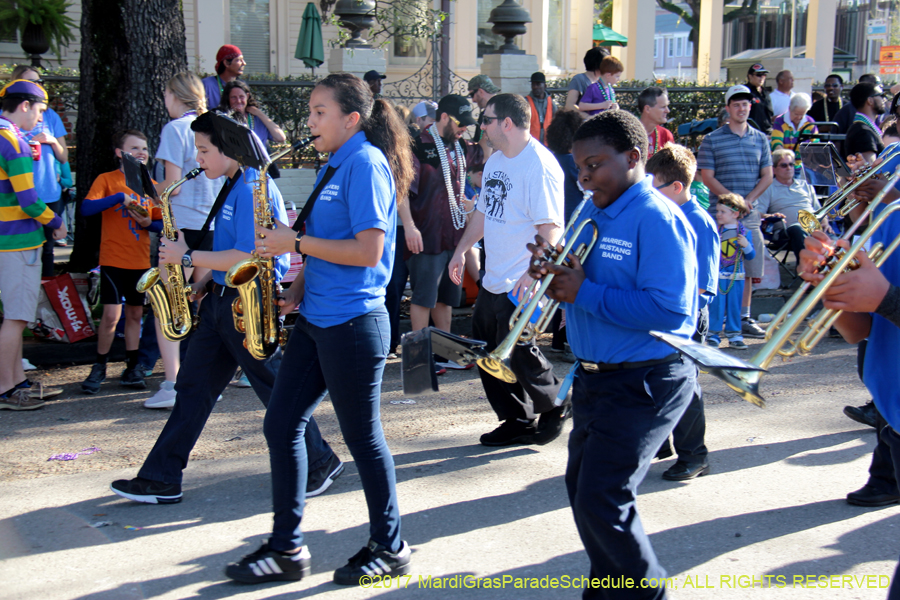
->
[196,168,243,248]
[292,165,337,233]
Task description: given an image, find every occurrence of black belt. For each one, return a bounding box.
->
[210,282,239,297]
[579,353,680,373]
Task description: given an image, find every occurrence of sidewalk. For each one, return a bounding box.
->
[1,338,898,599]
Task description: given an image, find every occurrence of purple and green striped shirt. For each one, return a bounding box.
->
[0,118,61,251]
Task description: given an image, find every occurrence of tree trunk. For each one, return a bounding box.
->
[70,0,187,272]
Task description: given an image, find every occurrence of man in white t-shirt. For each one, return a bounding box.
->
[449,93,568,447]
[770,70,795,118]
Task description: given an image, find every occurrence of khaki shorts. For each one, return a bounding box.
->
[741,210,764,281]
[0,248,42,322]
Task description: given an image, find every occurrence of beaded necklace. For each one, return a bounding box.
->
[247,113,254,131]
[854,112,881,135]
[825,97,842,122]
[428,124,467,230]
[649,127,659,157]
[0,115,21,137]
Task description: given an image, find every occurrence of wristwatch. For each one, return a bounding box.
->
[181,249,194,269]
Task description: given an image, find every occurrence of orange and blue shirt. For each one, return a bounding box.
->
[0,116,62,252]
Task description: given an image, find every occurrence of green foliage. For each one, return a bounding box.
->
[0,63,78,109]
[0,0,77,59]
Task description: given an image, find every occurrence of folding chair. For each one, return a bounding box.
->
[761,216,798,287]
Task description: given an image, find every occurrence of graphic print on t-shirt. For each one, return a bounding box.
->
[481,170,512,223]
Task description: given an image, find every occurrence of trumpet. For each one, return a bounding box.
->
[476,198,599,384]
[710,169,900,407]
[799,146,900,234]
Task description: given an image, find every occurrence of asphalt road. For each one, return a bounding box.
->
[1,336,898,599]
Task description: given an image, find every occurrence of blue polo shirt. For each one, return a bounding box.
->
[864,200,900,430]
[211,168,289,286]
[697,124,771,212]
[681,197,720,309]
[876,142,900,177]
[300,131,396,328]
[22,107,66,205]
[566,176,698,363]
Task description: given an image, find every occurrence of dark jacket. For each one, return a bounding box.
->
[747,83,774,135]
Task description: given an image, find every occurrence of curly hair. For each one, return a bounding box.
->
[546,109,583,155]
[574,109,648,162]
[218,80,259,117]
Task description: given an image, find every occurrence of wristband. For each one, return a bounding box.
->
[295,234,303,254]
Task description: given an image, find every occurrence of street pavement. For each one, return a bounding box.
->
[1,337,898,599]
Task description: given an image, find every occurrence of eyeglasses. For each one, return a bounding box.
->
[776,162,793,168]
[482,115,499,125]
[823,83,841,88]
[449,115,461,127]
[654,180,676,190]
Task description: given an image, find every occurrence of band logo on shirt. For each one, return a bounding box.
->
[222,204,234,221]
[481,171,511,223]
[117,192,146,240]
[321,183,340,201]
[598,236,633,261]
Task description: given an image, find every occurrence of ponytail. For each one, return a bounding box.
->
[365,98,413,202]
[316,73,413,202]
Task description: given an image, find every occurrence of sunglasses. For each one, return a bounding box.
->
[776,162,793,168]
[468,90,478,99]
[482,115,499,125]
[823,83,841,88]
[654,180,676,190]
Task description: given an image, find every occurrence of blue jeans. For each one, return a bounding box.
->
[385,226,409,350]
[264,305,401,553]
[708,279,744,342]
[138,291,332,484]
[137,308,161,369]
[567,357,695,600]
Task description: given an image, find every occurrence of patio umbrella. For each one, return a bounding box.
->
[296,2,324,73]
[593,23,627,47]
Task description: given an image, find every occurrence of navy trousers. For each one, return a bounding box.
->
[138,290,332,484]
[567,357,695,600]
[263,306,401,553]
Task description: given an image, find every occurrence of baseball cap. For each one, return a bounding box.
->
[850,82,885,109]
[0,79,48,104]
[724,84,754,104]
[530,72,546,84]
[412,101,437,119]
[363,70,386,82]
[748,63,769,75]
[467,74,500,95]
[437,94,477,127]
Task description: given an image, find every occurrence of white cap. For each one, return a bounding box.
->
[412,101,437,119]
[724,84,753,104]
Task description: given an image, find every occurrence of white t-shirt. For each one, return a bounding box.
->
[770,89,794,118]
[478,137,565,294]
[156,115,224,230]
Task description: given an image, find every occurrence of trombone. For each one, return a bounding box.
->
[799,145,900,234]
[708,170,900,407]
[476,198,599,384]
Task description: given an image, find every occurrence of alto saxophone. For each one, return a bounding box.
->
[226,137,317,360]
[136,168,205,341]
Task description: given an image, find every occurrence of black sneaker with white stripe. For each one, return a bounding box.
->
[333,539,411,586]
[109,477,182,504]
[225,543,311,583]
[306,453,344,498]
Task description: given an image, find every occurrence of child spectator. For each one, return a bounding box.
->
[646,144,720,480]
[577,56,623,116]
[708,193,755,350]
[465,161,483,199]
[80,130,162,394]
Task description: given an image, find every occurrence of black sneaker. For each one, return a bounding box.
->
[479,418,536,447]
[110,477,182,504]
[741,317,766,339]
[120,366,146,389]
[533,401,572,445]
[306,453,344,498]
[225,542,311,583]
[333,540,411,586]
[81,363,106,394]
